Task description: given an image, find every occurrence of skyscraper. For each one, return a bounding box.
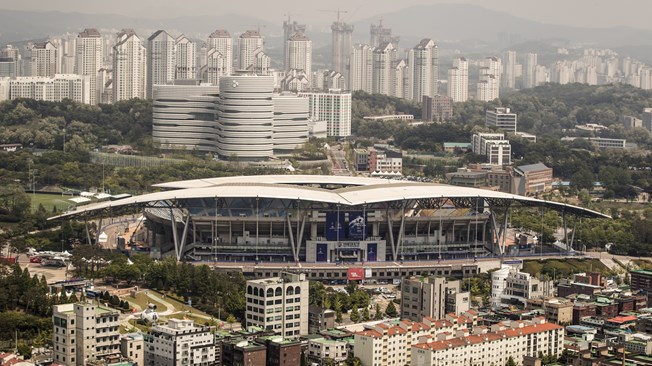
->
[349,44,373,93]
[207,29,233,77]
[503,50,517,89]
[408,38,438,102]
[285,32,312,78]
[370,20,398,49]
[283,16,306,63]
[75,29,103,105]
[175,34,196,80]
[447,57,468,102]
[372,42,396,96]
[30,41,59,77]
[331,16,354,82]
[238,30,264,71]
[146,30,175,99]
[112,29,146,101]
[524,52,538,88]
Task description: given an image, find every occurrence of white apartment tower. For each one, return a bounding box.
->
[503,50,517,89]
[392,59,408,99]
[372,42,396,96]
[30,41,59,77]
[245,272,309,338]
[52,303,121,366]
[524,52,538,88]
[74,28,103,105]
[10,74,90,104]
[144,319,216,366]
[206,48,227,86]
[174,35,196,80]
[331,17,354,82]
[285,32,312,79]
[207,29,233,77]
[409,38,438,102]
[146,30,176,99]
[477,56,501,101]
[112,29,147,101]
[300,89,352,137]
[349,43,373,93]
[447,57,468,102]
[238,30,264,71]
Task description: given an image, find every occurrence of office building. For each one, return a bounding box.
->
[30,41,59,77]
[372,42,396,96]
[299,89,352,137]
[412,318,564,366]
[368,147,402,174]
[146,30,176,99]
[408,38,438,102]
[245,272,309,338]
[401,276,470,322]
[10,74,90,103]
[486,107,517,132]
[238,30,264,71]
[331,16,354,81]
[52,302,121,366]
[144,319,215,366]
[503,50,517,89]
[349,43,373,93]
[271,94,310,154]
[472,133,511,166]
[75,28,103,105]
[622,115,643,130]
[174,35,196,80]
[285,32,312,79]
[513,162,553,196]
[447,57,468,102]
[112,29,146,101]
[422,95,453,122]
[491,265,553,307]
[206,29,233,79]
[120,333,144,366]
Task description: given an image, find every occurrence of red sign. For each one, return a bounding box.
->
[347,268,365,281]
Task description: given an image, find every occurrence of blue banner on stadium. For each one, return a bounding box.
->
[348,211,367,240]
[325,212,345,241]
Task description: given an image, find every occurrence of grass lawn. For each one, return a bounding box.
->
[124,291,169,312]
[522,258,612,278]
[30,193,75,213]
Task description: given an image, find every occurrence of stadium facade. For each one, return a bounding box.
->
[54,175,608,265]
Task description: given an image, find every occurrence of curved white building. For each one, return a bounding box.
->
[272,94,309,153]
[152,83,220,152]
[217,75,275,159]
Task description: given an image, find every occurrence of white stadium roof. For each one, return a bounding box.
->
[50,175,610,219]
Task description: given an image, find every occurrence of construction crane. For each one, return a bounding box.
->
[318,8,348,22]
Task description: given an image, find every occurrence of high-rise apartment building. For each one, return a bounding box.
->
[10,74,90,103]
[524,52,538,88]
[174,35,196,80]
[447,57,468,102]
[349,44,373,93]
[331,16,354,82]
[477,57,501,101]
[392,59,408,99]
[144,319,216,366]
[486,107,517,132]
[207,29,233,78]
[112,29,146,101]
[503,50,517,89]
[74,29,103,105]
[283,17,306,65]
[408,38,438,102]
[370,20,398,49]
[238,30,264,71]
[146,30,176,99]
[30,41,59,77]
[245,272,309,338]
[300,89,352,137]
[285,32,312,79]
[401,276,470,321]
[52,302,121,366]
[372,42,396,96]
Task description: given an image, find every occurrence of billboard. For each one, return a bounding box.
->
[316,243,328,262]
[347,268,365,281]
[348,211,368,240]
[367,243,377,262]
[325,212,345,241]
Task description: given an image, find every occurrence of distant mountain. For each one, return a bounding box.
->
[353,3,652,50]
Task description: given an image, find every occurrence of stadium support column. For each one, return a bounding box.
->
[562,209,569,252]
[179,215,190,260]
[95,217,103,245]
[170,208,179,260]
[387,208,396,261]
[287,214,296,260]
[85,216,92,245]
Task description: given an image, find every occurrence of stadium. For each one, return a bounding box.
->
[55,175,608,268]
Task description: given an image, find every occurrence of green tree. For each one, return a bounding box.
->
[350,308,360,322]
[506,356,517,366]
[374,303,383,320]
[571,168,594,191]
[362,306,370,321]
[385,301,398,317]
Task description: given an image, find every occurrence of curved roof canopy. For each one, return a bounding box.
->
[50,175,610,220]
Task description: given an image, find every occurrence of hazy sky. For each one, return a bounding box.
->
[0,0,649,31]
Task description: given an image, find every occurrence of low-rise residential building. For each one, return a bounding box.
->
[368,147,403,174]
[354,148,369,171]
[491,266,553,308]
[144,319,215,366]
[120,333,144,366]
[401,276,470,322]
[307,337,350,365]
[411,318,564,366]
[221,339,266,366]
[308,305,336,334]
